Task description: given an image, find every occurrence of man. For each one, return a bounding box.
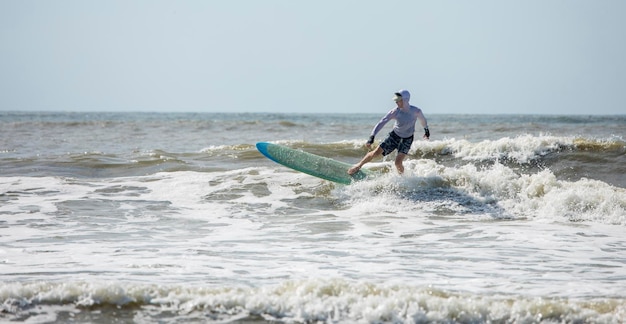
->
[348,89,429,175]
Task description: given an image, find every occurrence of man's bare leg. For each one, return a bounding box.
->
[395,153,407,174]
[348,146,383,175]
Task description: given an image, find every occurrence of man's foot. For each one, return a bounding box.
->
[347,165,360,175]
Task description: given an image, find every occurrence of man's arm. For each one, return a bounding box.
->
[416,110,429,139]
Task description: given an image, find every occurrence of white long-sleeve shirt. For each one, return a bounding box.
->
[370,105,428,139]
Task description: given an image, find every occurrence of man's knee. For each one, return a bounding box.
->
[370,147,383,158]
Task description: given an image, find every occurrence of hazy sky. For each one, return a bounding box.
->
[1,1,625,114]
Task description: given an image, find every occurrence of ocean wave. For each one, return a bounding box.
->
[1,279,624,323]
[429,135,572,164]
[344,159,626,225]
[0,151,199,178]
[573,137,626,152]
[2,135,623,185]
[244,135,624,164]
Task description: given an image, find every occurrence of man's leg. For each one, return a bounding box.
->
[348,146,383,175]
[395,153,407,174]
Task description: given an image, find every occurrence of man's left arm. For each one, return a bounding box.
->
[416,110,429,139]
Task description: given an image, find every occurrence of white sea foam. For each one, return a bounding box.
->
[416,135,574,163]
[347,158,626,225]
[1,279,624,323]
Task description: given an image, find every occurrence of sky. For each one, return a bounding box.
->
[1,1,625,115]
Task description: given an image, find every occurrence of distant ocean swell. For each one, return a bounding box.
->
[10,134,622,175]
[14,134,620,167]
[3,134,622,161]
[2,280,624,323]
[2,133,624,187]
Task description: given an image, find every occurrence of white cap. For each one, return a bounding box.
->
[393,89,410,101]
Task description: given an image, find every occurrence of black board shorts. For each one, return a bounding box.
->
[380,131,414,156]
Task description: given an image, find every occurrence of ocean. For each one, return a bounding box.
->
[1,111,625,323]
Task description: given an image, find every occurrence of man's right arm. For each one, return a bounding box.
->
[368,109,396,144]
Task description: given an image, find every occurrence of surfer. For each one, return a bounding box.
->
[348,89,429,175]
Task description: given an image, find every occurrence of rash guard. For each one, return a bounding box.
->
[371,105,428,139]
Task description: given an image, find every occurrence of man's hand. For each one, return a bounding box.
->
[366,135,375,148]
[423,128,430,140]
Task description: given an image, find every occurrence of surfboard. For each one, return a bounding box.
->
[255,142,372,185]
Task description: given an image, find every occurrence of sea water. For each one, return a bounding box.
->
[1,112,625,323]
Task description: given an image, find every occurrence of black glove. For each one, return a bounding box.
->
[424,128,430,139]
[366,135,375,145]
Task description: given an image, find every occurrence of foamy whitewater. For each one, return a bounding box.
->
[1,112,625,323]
